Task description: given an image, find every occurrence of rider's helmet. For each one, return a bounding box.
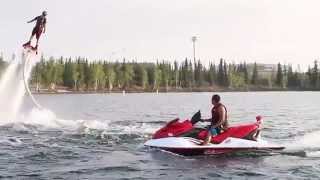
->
[42,11,47,16]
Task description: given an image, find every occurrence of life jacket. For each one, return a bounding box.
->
[211,103,228,130]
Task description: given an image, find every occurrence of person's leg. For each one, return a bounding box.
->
[202,127,218,145]
[24,28,36,47]
[35,38,39,48]
[29,27,37,43]
[35,28,43,48]
[216,127,221,134]
[203,130,212,145]
[252,129,260,141]
[28,33,34,42]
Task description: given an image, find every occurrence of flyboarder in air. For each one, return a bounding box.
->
[23,11,47,53]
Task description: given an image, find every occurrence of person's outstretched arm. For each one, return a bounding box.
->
[27,16,37,23]
[201,118,212,122]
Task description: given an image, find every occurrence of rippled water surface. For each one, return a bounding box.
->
[1,92,320,179]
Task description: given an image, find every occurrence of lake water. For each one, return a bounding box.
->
[0,92,320,179]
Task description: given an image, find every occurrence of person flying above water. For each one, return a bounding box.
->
[23,11,47,51]
[201,94,229,145]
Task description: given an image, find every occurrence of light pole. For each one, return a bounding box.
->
[191,36,198,90]
[192,36,197,64]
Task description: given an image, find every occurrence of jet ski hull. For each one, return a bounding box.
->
[145,137,284,156]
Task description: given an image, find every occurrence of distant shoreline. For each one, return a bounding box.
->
[30,87,314,95]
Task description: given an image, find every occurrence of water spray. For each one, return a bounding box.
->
[22,50,42,109]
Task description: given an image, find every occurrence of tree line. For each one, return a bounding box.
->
[0,55,320,92]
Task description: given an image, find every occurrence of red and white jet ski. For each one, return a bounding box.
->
[145,111,284,156]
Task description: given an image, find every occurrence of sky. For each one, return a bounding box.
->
[1,0,320,68]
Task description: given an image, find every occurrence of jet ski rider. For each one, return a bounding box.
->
[201,94,229,145]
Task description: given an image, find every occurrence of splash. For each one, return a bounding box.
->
[0,50,39,122]
[7,108,153,144]
[20,108,108,132]
[286,130,320,149]
[284,130,320,157]
[0,60,24,121]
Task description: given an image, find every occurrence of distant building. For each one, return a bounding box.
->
[247,63,277,78]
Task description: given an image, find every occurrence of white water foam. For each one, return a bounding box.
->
[285,130,320,157]
[9,107,153,139]
[23,108,108,132]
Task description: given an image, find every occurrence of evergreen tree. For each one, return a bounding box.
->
[223,61,229,87]
[180,58,189,88]
[251,62,258,85]
[287,64,299,88]
[173,61,179,88]
[71,62,80,90]
[243,62,249,84]
[146,64,156,89]
[133,63,148,89]
[113,61,121,88]
[194,60,204,87]
[283,64,288,88]
[31,61,42,91]
[207,62,216,86]
[217,59,224,86]
[188,60,194,88]
[63,58,74,88]
[55,57,65,85]
[83,59,91,90]
[24,56,320,92]
[159,61,170,91]
[310,60,319,89]
[76,58,86,90]
[276,63,283,88]
[154,64,161,90]
[89,62,105,91]
[103,63,115,91]
[119,59,133,89]
[293,71,301,88]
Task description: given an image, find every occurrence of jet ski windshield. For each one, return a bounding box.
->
[191,110,201,125]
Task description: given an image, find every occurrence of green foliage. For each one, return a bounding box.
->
[133,63,148,89]
[173,61,180,88]
[251,62,258,85]
[275,63,284,88]
[217,59,224,86]
[27,56,320,91]
[287,65,301,89]
[39,56,64,89]
[228,63,247,88]
[309,60,319,89]
[207,63,216,86]
[89,62,105,91]
[194,60,204,87]
[158,61,170,90]
[118,59,133,89]
[103,63,116,90]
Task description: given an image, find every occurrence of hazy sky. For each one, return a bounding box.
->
[1,0,320,67]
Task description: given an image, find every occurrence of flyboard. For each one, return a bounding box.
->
[22,45,43,109]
